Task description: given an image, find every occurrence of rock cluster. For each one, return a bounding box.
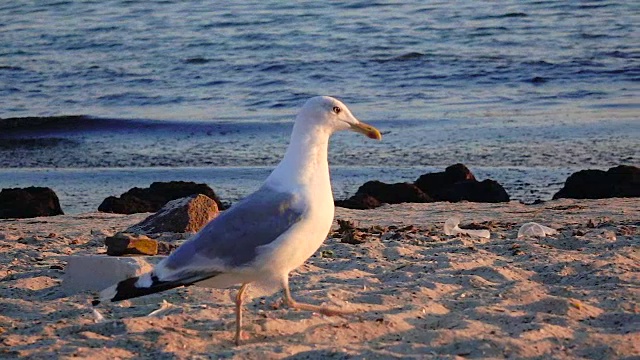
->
[336,164,510,209]
[104,194,219,256]
[98,181,224,214]
[0,187,64,219]
[553,165,640,199]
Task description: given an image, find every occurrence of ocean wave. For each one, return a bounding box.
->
[183,57,214,64]
[0,115,90,130]
[0,115,294,135]
[473,12,528,20]
[0,65,24,71]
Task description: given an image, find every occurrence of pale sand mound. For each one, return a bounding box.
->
[0,199,638,359]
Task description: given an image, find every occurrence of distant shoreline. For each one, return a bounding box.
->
[1,114,635,214]
[0,166,576,215]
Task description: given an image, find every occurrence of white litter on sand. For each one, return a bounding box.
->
[444,217,491,239]
[518,222,558,238]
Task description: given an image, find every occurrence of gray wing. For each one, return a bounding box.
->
[163,185,306,272]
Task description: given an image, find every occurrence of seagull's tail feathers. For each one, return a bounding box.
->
[92,269,220,306]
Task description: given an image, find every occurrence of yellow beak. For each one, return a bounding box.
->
[350,121,382,140]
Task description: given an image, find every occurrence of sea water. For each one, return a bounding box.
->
[1,1,638,213]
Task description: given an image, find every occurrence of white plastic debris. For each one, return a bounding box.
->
[517,222,557,238]
[92,308,105,323]
[147,300,180,317]
[444,217,491,239]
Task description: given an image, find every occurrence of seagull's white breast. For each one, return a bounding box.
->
[253,176,334,277]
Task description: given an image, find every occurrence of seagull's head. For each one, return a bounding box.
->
[297,96,382,140]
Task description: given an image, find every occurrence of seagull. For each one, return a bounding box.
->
[92,96,382,345]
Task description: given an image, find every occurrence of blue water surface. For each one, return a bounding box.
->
[1,1,638,213]
[1,0,637,120]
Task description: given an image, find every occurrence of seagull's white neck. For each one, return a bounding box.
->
[265,119,332,192]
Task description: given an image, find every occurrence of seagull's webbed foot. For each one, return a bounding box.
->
[282,281,352,317]
[234,283,249,346]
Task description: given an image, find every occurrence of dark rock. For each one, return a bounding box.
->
[553,165,640,199]
[98,195,149,214]
[98,181,224,214]
[414,163,476,200]
[0,187,64,219]
[355,181,432,204]
[336,181,432,210]
[335,181,431,209]
[335,193,382,210]
[125,194,219,234]
[338,164,510,207]
[414,164,509,203]
[440,179,510,203]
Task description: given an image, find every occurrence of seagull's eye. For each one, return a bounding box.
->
[332,106,341,114]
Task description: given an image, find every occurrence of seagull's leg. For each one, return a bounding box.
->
[234,283,249,345]
[282,279,351,316]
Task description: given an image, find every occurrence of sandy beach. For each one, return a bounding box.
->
[3,1,639,358]
[1,198,638,359]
